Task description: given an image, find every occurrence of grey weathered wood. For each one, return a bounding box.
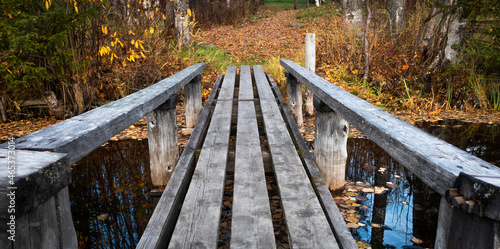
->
[38,197,60,249]
[238,65,253,100]
[314,97,349,191]
[0,63,206,164]
[137,74,223,249]
[255,68,339,249]
[435,197,453,249]
[268,75,358,249]
[304,33,315,116]
[285,71,303,129]
[450,173,500,221]
[184,74,203,129]
[0,149,69,219]
[56,187,78,249]
[168,67,235,248]
[147,95,179,187]
[280,59,500,196]
[230,66,275,248]
[253,65,275,100]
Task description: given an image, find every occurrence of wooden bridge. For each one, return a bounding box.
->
[1,61,499,249]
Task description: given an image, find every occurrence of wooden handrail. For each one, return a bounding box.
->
[0,63,206,164]
[280,59,499,197]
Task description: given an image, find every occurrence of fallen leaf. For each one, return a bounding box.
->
[411,237,423,244]
[371,223,381,228]
[347,223,360,229]
[362,187,375,193]
[97,213,108,220]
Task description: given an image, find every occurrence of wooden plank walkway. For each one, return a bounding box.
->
[138,65,355,248]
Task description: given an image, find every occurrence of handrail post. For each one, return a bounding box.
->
[183,74,203,134]
[313,96,349,190]
[304,33,315,117]
[285,71,303,129]
[147,94,179,187]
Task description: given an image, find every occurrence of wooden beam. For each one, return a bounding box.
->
[280,59,500,196]
[231,65,275,248]
[285,71,303,129]
[184,74,203,129]
[255,66,339,248]
[168,66,236,248]
[0,63,206,164]
[268,75,358,249]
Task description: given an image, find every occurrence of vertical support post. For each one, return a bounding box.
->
[147,94,179,187]
[304,33,315,117]
[183,74,203,134]
[286,72,303,130]
[313,96,348,190]
[436,196,500,249]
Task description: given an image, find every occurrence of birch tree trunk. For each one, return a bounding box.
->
[388,0,406,34]
[315,0,321,7]
[304,33,315,117]
[363,0,372,81]
[341,0,363,30]
[174,0,191,47]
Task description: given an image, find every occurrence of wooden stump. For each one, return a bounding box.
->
[286,71,303,129]
[183,74,202,134]
[314,96,348,191]
[147,94,179,187]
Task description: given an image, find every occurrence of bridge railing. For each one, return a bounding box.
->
[0,63,206,249]
[280,59,500,249]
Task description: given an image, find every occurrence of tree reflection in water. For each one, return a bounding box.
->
[343,120,498,248]
[69,139,155,249]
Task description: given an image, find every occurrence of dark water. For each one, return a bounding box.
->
[346,119,499,248]
[68,119,499,248]
[69,139,155,249]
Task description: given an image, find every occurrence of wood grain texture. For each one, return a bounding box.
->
[285,72,303,129]
[147,99,179,187]
[0,149,69,219]
[137,74,223,249]
[256,74,339,249]
[268,76,357,249]
[168,68,235,249]
[280,59,500,196]
[314,109,348,190]
[184,74,203,128]
[230,66,275,248]
[56,187,78,249]
[0,63,206,164]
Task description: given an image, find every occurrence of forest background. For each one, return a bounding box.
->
[0,0,499,125]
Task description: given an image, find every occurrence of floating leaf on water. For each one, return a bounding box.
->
[356,195,368,201]
[347,209,357,214]
[374,186,388,194]
[386,182,398,188]
[402,201,408,205]
[378,167,387,173]
[394,174,401,178]
[346,191,358,196]
[361,205,370,210]
[351,203,361,207]
[345,217,359,223]
[347,222,360,229]
[371,223,381,228]
[356,181,364,186]
[411,237,423,244]
[362,187,375,193]
[273,213,282,218]
[97,213,108,221]
[356,240,371,248]
[358,222,366,227]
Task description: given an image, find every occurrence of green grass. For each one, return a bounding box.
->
[295,2,341,20]
[261,0,312,11]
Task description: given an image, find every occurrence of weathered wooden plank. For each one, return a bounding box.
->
[0,149,69,219]
[230,69,275,248]
[256,71,339,249]
[280,59,500,196]
[168,69,235,248]
[268,76,358,249]
[253,65,275,100]
[137,74,223,249]
[147,95,179,187]
[238,65,253,100]
[0,63,206,164]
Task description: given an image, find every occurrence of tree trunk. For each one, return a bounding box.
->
[73,82,85,115]
[363,0,372,81]
[341,0,363,30]
[0,95,7,122]
[315,0,320,7]
[387,0,406,34]
[294,0,298,10]
[43,91,65,119]
[174,0,191,47]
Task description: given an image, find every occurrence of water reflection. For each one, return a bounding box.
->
[344,120,499,248]
[69,139,155,249]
